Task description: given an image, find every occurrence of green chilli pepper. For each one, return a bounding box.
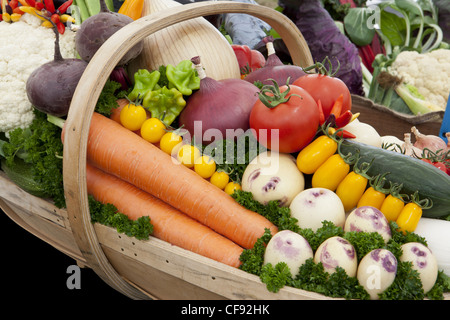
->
[166,60,200,96]
[143,86,186,125]
[128,69,161,101]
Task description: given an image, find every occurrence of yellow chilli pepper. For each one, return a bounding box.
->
[312,153,350,191]
[118,0,144,20]
[379,183,406,221]
[335,160,371,212]
[296,134,337,174]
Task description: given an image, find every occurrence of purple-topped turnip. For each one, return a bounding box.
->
[241,151,305,207]
[357,249,397,300]
[289,187,346,231]
[400,242,438,293]
[264,230,313,277]
[314,236,357,277]
[344,206,392,243]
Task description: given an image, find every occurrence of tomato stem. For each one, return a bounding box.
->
[258,78,302,109]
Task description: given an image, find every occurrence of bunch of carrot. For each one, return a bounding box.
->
[77,111,278,267]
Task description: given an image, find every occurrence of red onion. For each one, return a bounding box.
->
[243,36,307,86]
[411,126,448,153]
[178,56,260,145]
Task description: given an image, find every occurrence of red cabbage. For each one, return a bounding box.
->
[279,0,364,96]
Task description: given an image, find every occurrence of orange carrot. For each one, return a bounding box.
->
[109,98,129,124]
[86,163,243,267]
[85,112,278,249]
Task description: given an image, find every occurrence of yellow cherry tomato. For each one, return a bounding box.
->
[311,153,349,191]
[159,132,183,155]
[297,135,337,174]
[194,155,216,179]
[140,118,166,143]
[177,144,201,168]
[380,194,406,222]
[336,171,368,212]
[210,171,229,190]
[120,103,147,131]
[396,202,422,234]
[224,181,241,195]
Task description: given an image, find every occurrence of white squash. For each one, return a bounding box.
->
[414,218,450,277]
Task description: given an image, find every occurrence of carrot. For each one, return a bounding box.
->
[85,112,278,249]
[86,163,243,267]
[109,98,129,124]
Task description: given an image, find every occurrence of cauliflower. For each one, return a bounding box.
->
[0,13,77,133]
[389,49,450,111]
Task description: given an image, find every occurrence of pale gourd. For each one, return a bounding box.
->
[127,0,240,81]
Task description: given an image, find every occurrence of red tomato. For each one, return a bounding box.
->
[433,161,448,174]
[250,84,319,153]
[292,74,351,119]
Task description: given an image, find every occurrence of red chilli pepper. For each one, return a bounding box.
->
[21,0,35,7]
[9,0,19,10]
[329,94,344,118]
[317,99,325,125]
[56,21,65,34]
[35,1,44,11]
[57,0,72,14]
[335,110,353,128]
[44,0,55,12]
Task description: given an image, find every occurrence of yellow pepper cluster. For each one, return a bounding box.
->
[296,128,431,233]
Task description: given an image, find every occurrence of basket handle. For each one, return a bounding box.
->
[63,1,313,299]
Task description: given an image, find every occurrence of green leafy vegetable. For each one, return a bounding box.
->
[89,195,153,240]
[1,110,65,208]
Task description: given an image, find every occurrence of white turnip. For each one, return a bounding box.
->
[400,242,438,293]
[289,188,345,232]
[314,236,357,277]
[241,151,305,206]
[344,206,392,243]
[357,248,397,300]
[264,230,313,277]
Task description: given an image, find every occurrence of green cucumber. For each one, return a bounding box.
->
[1,158,49,198]
[339,139,450,219]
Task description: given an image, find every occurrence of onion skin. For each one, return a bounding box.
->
[412,126,448,153]
[178,77,260,145]
[26,58,88,117]
[243,65,307,86]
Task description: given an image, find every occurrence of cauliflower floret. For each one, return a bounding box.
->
[389,49,450,111]
[0,13,77,133]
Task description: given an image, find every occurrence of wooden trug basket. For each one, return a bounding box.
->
[0,1,446,300]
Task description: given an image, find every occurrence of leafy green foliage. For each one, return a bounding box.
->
[2,110,65,208]
[232,190,299,231]
[89,195,153,240]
